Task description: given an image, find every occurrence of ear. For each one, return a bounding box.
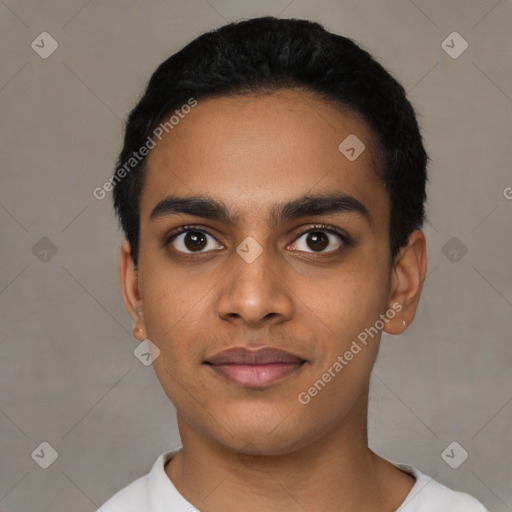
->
[119,240,147,341]
[384,230,427,335]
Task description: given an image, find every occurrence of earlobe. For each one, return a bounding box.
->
[384,230,427,336]
[119,240,147,341]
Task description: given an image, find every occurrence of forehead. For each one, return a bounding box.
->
[140,89,388,225]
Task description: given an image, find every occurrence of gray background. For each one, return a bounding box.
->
[1,1,511,511]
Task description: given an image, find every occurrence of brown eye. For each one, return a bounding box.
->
[291,228,345,253]
[305,231,329,252]
[169,229,223,254]
[184,231,207,251]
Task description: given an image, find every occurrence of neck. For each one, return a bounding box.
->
[165,383,415,511]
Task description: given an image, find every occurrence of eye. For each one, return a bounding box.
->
[167,226,223,254]
[289,225,349,253]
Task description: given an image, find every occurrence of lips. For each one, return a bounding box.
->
[204,346,305,387]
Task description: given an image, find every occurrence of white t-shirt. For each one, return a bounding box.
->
[96,447,488,512]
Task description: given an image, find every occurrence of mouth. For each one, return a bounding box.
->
[204,346,306,388]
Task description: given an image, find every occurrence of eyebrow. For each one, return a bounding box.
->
[149,192,371,227]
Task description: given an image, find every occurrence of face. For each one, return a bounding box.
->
[121,89,425,455]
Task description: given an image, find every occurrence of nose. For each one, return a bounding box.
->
[215,243,294,329]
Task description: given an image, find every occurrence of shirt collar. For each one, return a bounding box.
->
[147,446,194,512]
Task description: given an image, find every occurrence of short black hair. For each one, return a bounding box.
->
[112,16,428,267]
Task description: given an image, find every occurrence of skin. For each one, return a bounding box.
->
[120,88,427,512]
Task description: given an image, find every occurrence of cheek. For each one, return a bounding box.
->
[140,251,211,335]
[138,260,224,381]
[293,262,390,408]
[142,277,211,412]
[294,261,389,343]
[294,275,388,420]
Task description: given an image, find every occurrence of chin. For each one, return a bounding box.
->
[207,407,317,456]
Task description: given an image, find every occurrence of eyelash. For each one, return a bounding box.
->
[164,223,353,254]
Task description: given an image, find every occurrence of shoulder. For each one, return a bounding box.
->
[396,463,488,512]
[95,474,148,512]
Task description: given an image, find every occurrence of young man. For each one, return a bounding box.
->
[98,16,488,512]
